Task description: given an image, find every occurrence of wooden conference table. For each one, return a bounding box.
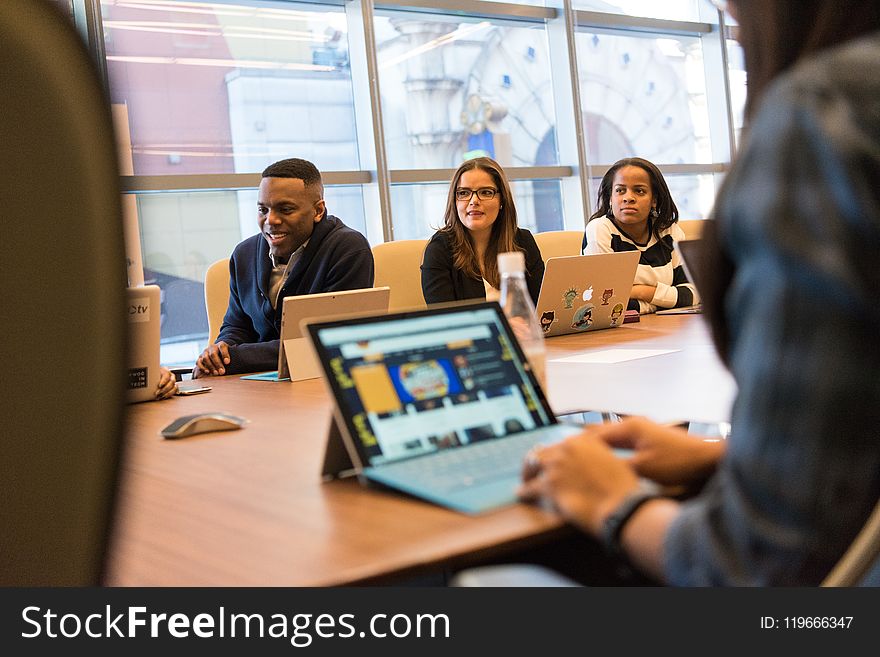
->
[106,314,735,586]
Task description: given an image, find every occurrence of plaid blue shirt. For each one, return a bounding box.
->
[665,31,880,585]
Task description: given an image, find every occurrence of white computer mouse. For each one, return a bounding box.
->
[160,413,246,439]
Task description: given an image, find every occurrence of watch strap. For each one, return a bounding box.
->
[600,489,662,562]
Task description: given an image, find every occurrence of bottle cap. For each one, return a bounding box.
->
[497,251,525,274]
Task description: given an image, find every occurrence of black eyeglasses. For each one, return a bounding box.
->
[455,187,498,202]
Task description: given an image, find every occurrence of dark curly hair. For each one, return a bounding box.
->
[589,157,678,241]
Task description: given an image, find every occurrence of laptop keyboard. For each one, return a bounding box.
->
[378,431,543,493]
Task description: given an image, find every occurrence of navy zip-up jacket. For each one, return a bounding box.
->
[217,213,374,374]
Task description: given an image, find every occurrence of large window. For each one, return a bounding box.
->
[574,0,702,22]
[726,39,746,146]
[576,32,712,165]
[575,27,719,219]
[78,0,738,364]
[100,0,366,362]
[102,0,358,174]
[375,12,559,169]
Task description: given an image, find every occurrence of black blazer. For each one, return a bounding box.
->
[420,228,544,305]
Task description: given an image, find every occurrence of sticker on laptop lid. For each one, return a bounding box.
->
[562,287,578,309]
[571,303,594,330]
[539,310,556,334]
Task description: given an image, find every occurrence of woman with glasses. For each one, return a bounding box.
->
[583,157,698,314]
[517,0,880,585]
[421,156,544,305]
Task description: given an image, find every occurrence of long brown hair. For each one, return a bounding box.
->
[703,0,880,363]
[589,157,678,241]
[440,157,521,289]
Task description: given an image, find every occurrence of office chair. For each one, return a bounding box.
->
[677,220,705,240]
[204,257,231,345]
[451,564,581,587]
[533,230,585,260]
[454,496,880,587]
[0,0,127,584]
[371,239,429,310]
[455,502,880,586]
[822,498,880,586]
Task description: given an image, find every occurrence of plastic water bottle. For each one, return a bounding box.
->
[497,251,547,390]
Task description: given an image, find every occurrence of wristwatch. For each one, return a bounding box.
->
[600,488,663,562]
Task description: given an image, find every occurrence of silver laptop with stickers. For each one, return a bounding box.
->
[535,251,640,337]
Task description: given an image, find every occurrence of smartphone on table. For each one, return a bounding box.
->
[176,383,212,396]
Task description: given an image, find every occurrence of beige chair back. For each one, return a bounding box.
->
[372,239,428,310]
[205,258,230,345]
[533,230,584,260]
[677,220,705,240]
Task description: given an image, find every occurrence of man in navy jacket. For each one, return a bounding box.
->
[194,158,374,376]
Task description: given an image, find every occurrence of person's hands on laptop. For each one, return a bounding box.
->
[518,417,727,529]
[588,418,725,489]
[518,430,641,536]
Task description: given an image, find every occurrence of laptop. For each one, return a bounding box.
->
[303,302,583,514]
[126,284,162,403]
[656,239,704,315]
[676,237,705,295]
[278,287,391,381]
[535,251,640,337]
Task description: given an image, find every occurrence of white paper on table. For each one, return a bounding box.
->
[551,348,679,364]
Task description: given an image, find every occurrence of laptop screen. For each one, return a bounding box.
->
[308,303,556,467]
[675,238,704,298]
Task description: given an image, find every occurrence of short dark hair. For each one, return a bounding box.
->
[261,158,324,198]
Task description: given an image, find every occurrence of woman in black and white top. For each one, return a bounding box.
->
[582,157,697,314]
